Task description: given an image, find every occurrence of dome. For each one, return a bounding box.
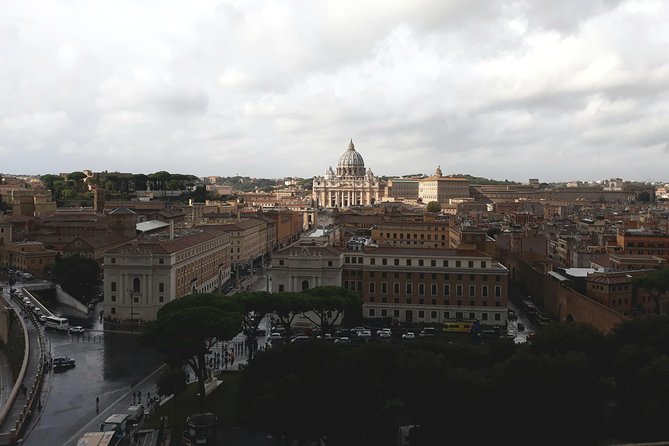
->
[336,139,365,177]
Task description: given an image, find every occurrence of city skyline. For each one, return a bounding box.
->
[1,1,669,182]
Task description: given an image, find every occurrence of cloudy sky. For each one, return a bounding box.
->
[1,0,668,182]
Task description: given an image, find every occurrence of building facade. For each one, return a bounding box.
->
[312,140,384,208]
[103,227,232,325]
[418,167,470,205]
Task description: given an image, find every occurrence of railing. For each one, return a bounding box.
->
[1,290,48,444]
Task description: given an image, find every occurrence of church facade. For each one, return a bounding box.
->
[312,140,384,208]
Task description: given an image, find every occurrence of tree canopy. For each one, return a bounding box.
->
[426,201,441,213]
[50,255,101,300]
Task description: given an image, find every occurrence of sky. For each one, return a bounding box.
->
[1,0,668,183]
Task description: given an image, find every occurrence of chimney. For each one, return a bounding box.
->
[170,220,174,240]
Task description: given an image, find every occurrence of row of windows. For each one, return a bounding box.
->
[368,272,502,281]
[381,233,447,241]
[367,297,503,306]
[110,280,165,293]
[110,294,165,303]
[347,257,490,268]
[368,282,502,297]
[368,308,502,321]
[591,284,629,291]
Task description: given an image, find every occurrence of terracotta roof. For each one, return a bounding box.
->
[587,273,633,285]
[107,226,228,255]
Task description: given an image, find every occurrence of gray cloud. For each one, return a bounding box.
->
[0,0,667,182]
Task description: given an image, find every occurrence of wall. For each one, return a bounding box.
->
[500,249,628,333]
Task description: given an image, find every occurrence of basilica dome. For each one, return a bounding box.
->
[336,139,366,177]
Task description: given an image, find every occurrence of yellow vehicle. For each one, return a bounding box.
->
[76,431,114,446]
[443,321,474,333]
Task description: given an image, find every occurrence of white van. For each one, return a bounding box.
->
[45,316,69,331]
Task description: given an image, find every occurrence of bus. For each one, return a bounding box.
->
[45,316,69,331]
[443,320,475,333]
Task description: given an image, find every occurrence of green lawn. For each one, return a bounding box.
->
[145,371,242,436]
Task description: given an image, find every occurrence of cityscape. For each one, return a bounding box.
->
[2,1,669,446]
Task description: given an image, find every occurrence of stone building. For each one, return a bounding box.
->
[312,140,384,208]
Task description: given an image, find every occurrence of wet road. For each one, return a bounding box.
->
[23,325,163,446]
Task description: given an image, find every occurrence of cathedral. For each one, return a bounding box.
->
[312,140,384,208]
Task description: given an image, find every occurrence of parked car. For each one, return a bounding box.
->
[69,326,85,334]
[357,330,372,338]
[290,335,310,344]
[268,332,283,342]
[419,328,436,338]
[402,332,416,340]
[53,356,76,368]
[378,331,392,339]
[38,315,46,324]
[334,337,351,344]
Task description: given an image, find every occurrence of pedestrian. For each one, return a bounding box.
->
[230,349,235,365]
[138,390,141,403]
[96,396,99,413]
[147,392,151,403]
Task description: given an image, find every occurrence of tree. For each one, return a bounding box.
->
[144,294,242,402]
[67,171,86,183]
[638,191,651,203]
[157,367,188,398]
[426,201,441,213]
[50,255,101,300]
[301,286,362,336]
[270,292,311,339]
[632,269,669,315]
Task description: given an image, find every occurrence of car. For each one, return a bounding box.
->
[350,326,366,334]
[402,332,416,340]
[357,330,372,338]
[38,315,46,324]
[378,331,392,339]
[69,326,85,334]
[53,356,76,368]
[376,328,391,336]
[290,335,310,344]
[419,328,436,338]
[334,337,351,344]
[32,307,42,315]
[268,332,283,342]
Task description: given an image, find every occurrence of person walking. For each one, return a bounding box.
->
[96,396,100,413]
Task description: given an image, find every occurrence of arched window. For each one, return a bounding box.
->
[133,278,140,293]
[301,280,309,291]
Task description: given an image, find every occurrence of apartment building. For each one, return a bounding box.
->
[0,241,57,275]
[103,226,232,325]
[371,220,451,248]
[343,246,509,326]
[616,229,669,260]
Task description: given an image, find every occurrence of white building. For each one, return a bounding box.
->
[312,140,384,208]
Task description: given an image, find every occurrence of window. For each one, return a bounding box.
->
[482,313,488,320]
[369,309,376,317]
[406,259,412,266]
[406,283,413,294]
[159,296,164,303]
[133,278,140,293]
[482,286,488,297]
[443,260,449,267]
[381,282,387,294]
[393,310,400,317]
[345,257,350,263]
[468,261,474,268]
[494,313,501,321]
[431,284,438,295]
[431,311,437,319]
[381,309,387,317]
[456,261,461,267]
[328,261,333,267]
[111,257,116,264]
[394,259,400,266]
[456,285,463,296]
[431,260,436,267]
[279,260,285,266]
[111,295,116,302]
[159,258,164,264]
[111,282,117,292]
[357,282,362,291]
[443,311,450,319]
[159,283,164,292]
[444,284,450,296]
[419,284,425,295]
[469,285,475,297]
[495,286,501,298]
[369,282,376,293]
[370,258,375,265]
[382,258,388,265]
[111,307,116,315]
[394,283,400,294]
[370,271,376,278]
[469,312,475,320]
[279,284,284,292]
[418,310,425,318]
[419,259,424,266]
[481,261,487,268]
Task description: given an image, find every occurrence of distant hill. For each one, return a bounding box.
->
[453,174,522,185]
